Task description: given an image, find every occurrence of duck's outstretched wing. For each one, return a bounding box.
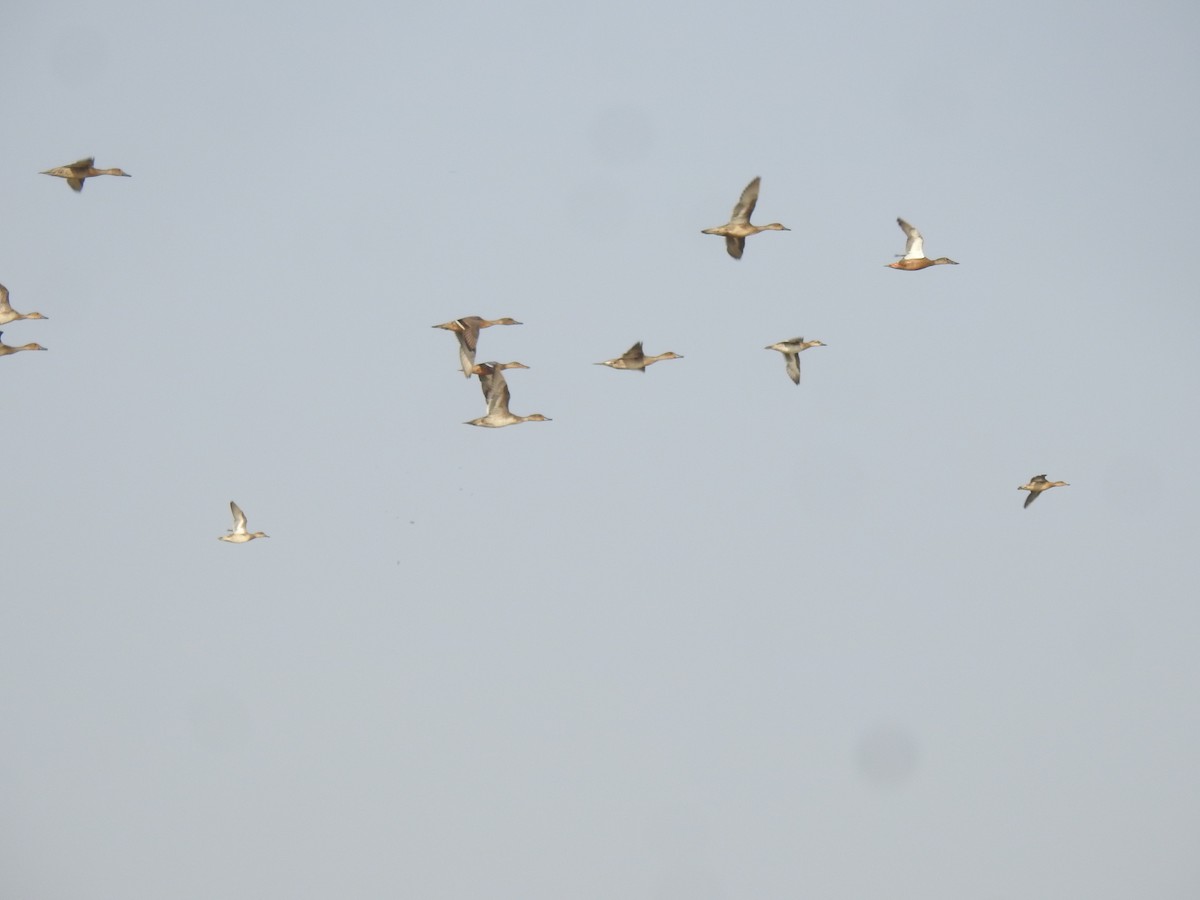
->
[483,371,513,416]
[897,218,925,260]
[731,177,760,224]
[785,353,801,384]
[621,342,646,363]
[229,501,249,534]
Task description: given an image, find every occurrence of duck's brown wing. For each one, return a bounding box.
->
[1023,491,1039,509]
[621,342,646,363]
[785,353,801,385]
[67,178,85,192]
[731,177,760,223]
[484,370,513,415]
[458,343,477,378]
[455,320,483,352]
[474,362,502,398]
[726,235,745,259]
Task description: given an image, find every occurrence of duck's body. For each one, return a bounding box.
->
[0,330,47,356]
[1018,475,1069,508]
[218,501,269,542]
[765,337,826,385]
[433,316,522,377]
[887,218,958,270]
[702,177,790,259]
[465,363,550,428]
[40,157,131,192]
[0,284,48,325]
[596,341,683,372]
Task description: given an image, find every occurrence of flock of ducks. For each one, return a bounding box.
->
[0,284,49,357]
[425,176,1066,510]
[10,168,1067,545]
[431,317,552,426]
[25,158,277,542]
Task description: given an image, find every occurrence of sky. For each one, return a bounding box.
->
[2,0,1199,897]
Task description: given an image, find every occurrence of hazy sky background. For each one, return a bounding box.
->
[3,1,1199,898]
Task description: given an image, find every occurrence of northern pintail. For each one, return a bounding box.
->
[0,284,48,325]
[1018,475,1069,508]
[702,176,790,259]
[0,331,48,357]
[465,363,550,428]
[433,316,522,377]
[595,341,683,372]
[764,337,826,385]
[40,157,131,192]
[887,218,958,270]
[218,501,269,542]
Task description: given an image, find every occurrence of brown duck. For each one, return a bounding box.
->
[702,177,790,259]
[40,157,131,192]
[886,218,958,270]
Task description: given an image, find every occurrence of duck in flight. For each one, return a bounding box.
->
[218,501,270,542]
[595,341,683,372]
[0,331,48,357]
[0,284,48,326]
[702,177,790,259]
[40,157,131,192]
[886,218,958,270]
[764,337,826,385]
[465,363,550,428]
[1018,475,1069,508]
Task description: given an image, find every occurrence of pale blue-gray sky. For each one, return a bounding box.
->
[3,1,1199,898]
